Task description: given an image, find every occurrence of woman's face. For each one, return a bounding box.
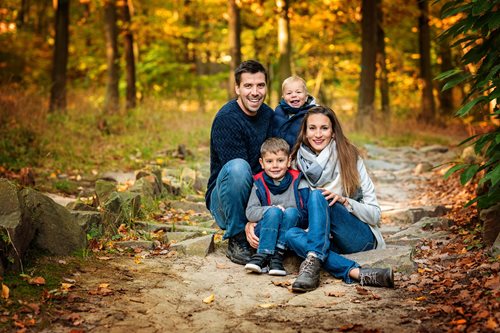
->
[305,113,333,154]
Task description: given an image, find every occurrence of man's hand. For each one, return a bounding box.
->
[245,222,259,249]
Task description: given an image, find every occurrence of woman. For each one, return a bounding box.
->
[285,106,394,292]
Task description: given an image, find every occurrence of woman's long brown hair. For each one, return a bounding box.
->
[291,106,360,197]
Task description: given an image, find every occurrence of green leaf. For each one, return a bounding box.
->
[444,164,468,179]
[442,3,472,19]
[460,164,480,185]
[442,73,471,91]
[482,164,500,187]
[434,69,463,81]
[456,96,488,117]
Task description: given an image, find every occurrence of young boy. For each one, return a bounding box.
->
[245,137,309,276]
[272,76,317,149]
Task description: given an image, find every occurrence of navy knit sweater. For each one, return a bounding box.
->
[205,99,274,208]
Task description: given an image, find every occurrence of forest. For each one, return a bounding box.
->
[1,0,498,206]
[0,1,499,331]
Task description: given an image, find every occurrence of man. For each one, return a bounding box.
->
[206,60,273,265]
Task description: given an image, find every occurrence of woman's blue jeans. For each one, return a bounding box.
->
[209,159,253,239]
[255,207,300,255]
[285,190,376,283]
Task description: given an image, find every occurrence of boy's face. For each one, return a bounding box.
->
[283,81,307,108]
[259,151,291,181]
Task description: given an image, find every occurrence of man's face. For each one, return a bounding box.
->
[235,72,267,116]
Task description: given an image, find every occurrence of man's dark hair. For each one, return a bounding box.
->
[234,60,268,86]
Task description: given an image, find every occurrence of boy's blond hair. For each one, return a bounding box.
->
[260,137,290,156]
[281,75,308,94]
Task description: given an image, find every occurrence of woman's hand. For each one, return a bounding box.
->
[245,222,259,249]
[320,188,350,208]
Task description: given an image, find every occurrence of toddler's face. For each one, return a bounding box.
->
[283,81,307,108]
[259,151,291,181]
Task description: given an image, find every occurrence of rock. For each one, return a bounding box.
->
[130,177,155,198]
[490,232,500,257]
[461,146,477,164]
[193,172,207,193]
[170,234,215,257]
[20,188,86,256]
[44,193,75,207]
[167,231,205,243]
[185,194,206,203]
[345,245,415,273]
[180,167,197,187]
[135,170,163,196]
[169,200,209,214]
[102,191,142,227]
[71,211,102,234]
[117,240,155,250]
[385,217,452,246]
[382,206,449,225]
[66,200,96,211]
[414,162,433,174]
[134,221,169,233]
[420,145,449,154]
[95,180,117,204]
[480,203,500,246]
[0,179,35,270]
[162,178,181,196]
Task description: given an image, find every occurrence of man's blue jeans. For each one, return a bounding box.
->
[285,190,376,283]
[255,207,299,255]
[209,159,253,239]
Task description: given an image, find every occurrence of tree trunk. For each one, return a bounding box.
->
[438,37,455,116]
[417,0,435,123]
[17,0,30,29]
[104,0,120,113]
[356,0,377,131]
[228,0,241,99]
[119,0,137,109]
[376,0,390,128]
[49,0,70,113]
[277,0,292,97]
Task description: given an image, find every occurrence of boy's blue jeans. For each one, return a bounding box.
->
[255,207,300,255]
[209,159,253,239]
[285,190,376,283]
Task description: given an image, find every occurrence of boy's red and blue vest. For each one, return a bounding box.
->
[253,169,309,223]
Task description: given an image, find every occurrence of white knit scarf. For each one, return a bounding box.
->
[296,140,343,195]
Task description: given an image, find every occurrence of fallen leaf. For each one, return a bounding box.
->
[203,294,215,304]
[1,284,9,299]
[486,317,498,330]
[29,276,46,285]
[449,318,467,325]
[216,262,230,269]
[258,303,277,309]
[484,275,500,290]
[97,256,112,261]
[416,296,427,301]
[325,290,346,297]
[61,283,74,291]
[134,256,142,264]
[338,323,363,331]
[272,280,292,288]
[355,286,370,295]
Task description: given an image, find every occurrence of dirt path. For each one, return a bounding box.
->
[42,145,457,333]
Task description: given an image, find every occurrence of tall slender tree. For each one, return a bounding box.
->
[119,0,137,109]
[104,0,120,113]
[49,0,70,113]
[228,0,241,99]
[438,37,455,116]
[277,0,292,97]
[417,0,435,123]
[356,0,377,131]
[376,0,390,127]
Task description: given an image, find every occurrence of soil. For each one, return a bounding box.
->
[42,250,424,333]
[39,144,457,332]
